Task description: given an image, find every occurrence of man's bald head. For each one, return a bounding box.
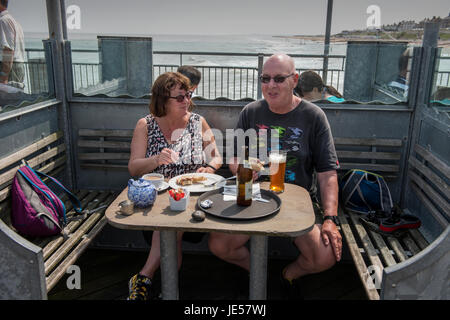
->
[263,54,296,74]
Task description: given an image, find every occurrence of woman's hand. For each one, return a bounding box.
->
[157,148,179,166]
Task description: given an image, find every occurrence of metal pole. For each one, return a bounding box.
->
[400,22,440,208]
[249,235,268,300]
[322,0,333,85]
[257,54,264,99]
[46,0,75,190]
[160,230,179,300]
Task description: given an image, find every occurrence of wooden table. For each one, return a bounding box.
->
[105,182,315,300]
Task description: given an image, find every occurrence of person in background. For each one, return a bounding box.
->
[177,65,201,95]
[127,72,222,300]
[387,49,409,99]
[208,54,342,299]
[295,70,345,103]
[0,0,25,89]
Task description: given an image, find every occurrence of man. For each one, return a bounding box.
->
[177,65,201,93]
[0,0,25,89]
[208,54,342,298]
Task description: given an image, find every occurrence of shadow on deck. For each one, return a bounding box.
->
[48,248,366,300]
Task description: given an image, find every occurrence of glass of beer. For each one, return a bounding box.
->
[269,150,287,193]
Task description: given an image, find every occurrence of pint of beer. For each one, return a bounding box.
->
[269,150,287,193]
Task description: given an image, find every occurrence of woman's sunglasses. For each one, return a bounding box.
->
[259,73,294,84]
[168,92,192,102]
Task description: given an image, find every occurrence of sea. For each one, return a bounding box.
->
[24,33,347,68]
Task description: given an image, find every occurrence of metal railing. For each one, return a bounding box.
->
[152,51,346,100]
[20,48,450,101]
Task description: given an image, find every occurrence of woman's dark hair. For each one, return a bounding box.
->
[295,70,343,99]
[149,72,193,117]
[0,0,9,8]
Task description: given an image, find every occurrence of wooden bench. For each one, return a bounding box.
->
[0,131,116,299]
[337,138,449,300]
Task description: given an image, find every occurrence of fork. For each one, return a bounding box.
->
[203,175,236,187]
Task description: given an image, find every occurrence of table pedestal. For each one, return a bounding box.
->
[160,230,178,300]
[249,235,268,299]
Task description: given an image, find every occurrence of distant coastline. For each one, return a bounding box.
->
[276,31,450,47]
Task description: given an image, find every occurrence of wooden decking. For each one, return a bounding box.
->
[48,248,366,300]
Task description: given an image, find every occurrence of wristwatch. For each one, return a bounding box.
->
[323,215,340,226]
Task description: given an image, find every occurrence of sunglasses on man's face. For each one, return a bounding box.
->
[168,91,192,102]
[259,73,295,84]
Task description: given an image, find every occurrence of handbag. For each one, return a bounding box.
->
[11,165,82,237]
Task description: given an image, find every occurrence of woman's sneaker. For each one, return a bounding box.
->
[128,274,152,300]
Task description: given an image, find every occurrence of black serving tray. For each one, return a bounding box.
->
[196,187,281,220]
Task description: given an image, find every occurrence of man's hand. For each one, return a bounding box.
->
[196,166,215,174]
[321,219,342,261]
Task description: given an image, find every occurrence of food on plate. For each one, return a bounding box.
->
[176,175,207,186]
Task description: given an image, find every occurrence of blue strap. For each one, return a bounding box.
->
[30,166,83,214]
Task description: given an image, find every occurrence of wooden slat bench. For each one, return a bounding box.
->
[0,131,116,299]
[337,139,449,300]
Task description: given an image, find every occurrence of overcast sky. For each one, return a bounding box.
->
[7,0,450,36]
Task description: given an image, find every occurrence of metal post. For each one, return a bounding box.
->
[322,0,333,85]
[46,0,75,190]
[400,22,440,210]
[249,235,268,300]
[257,54,264,99]
[160,230,179,300]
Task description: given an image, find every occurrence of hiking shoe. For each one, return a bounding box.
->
[280,272,303,300]
[128,273,152,301]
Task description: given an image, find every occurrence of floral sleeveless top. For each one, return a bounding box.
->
[145,113,205,178]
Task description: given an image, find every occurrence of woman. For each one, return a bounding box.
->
[127,72,222,300]
[295,70,345,103]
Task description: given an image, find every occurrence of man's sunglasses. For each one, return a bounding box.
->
[259,73,295,84]
[168,92,192,102]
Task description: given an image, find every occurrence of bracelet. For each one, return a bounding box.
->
[204,163,217,171]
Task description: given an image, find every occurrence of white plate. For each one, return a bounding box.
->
[168,173,226,193]
[156,181,170,192]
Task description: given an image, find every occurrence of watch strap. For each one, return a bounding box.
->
[323,215,340,226]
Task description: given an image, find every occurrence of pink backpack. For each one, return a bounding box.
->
[11,165,82,237]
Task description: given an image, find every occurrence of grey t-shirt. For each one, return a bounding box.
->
[235,99,339,192]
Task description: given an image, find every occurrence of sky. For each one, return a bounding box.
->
[7,0,450,37]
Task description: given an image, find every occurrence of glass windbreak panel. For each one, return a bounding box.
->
[72,36,152,98]
[342,42,412,104]
[152,34,348,102]
[0,3,54,114]
[430,47,450,107]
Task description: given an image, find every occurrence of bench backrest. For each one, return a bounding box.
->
[78,129,404,177]
[77,129,133,171]
[407,144,449,229]
[0,131,66,228]
[334,137,403,181]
